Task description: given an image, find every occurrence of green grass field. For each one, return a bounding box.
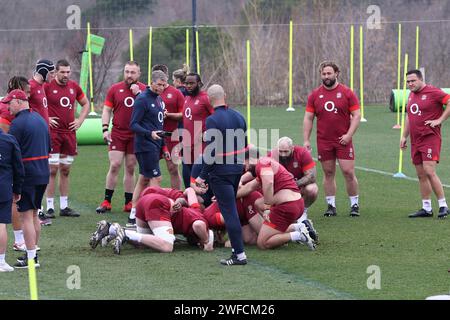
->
[1,105,449,300]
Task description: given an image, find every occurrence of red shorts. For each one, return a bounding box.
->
[411,137,441,165]
[171,207,208,236]
[109,131,134,154]
[317,140,355,162]
[264,198,304,232]
[236,191,263,226]
[202,202,225,230]
[50,131,77,156]
[135,205,171,222]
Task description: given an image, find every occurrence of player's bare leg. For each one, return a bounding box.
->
[338,159,359,216]
[321,160,337,216]
[165,158,181,190]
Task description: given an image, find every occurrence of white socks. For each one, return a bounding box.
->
[0,254,5,264]
[236,252,247,261]
[326,196,336,207]
[290,231,307,242]
[125,230,142,243]
[129,207,136,220]
[14,230,24,244]
[422,199,432,212]
[60,196,68,210]
[438,198,448,208]
[47,198,54,210]
[350,195,359,207]
[27,249,36,260]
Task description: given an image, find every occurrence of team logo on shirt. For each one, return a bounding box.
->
[410,103,421,115]
[151,104,155,108]
[119,89,124,93]
[60,97,71,109]
[324,101,338,113]
[427,148,432,159]
[337,93,342,99]
[124,97,134,108]
[38,90,41,94]
[167,93,173,99]
[349,147,353,158]
[195,100,200,105]
[185,107,192,120]
[293,161,298,168]
[153,169,159,176]
[53,90,58,94]
[70,88,74,95]
[421,95,427,101]
[319,95,324,99]
[247,205,255,216]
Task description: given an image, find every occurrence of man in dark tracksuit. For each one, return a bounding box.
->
[2,89,50,269]
[127,70,170,228]
[0,127,24,272]
[196,84,248,265]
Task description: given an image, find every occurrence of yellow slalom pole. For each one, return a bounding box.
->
[286,20,295,112]
[247,40,251,145]
[196,30,200,75]
[148,26,153,85]
[415,26,420,69]
[394,53,409,178]
[87,22,96,115]
[186,29,190,67]
[129,29,134,61]
[394,24,402,129]
[350,25,354,91]
[359,25,367,122]
[28,258,38,300]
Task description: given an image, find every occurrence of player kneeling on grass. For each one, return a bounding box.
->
[237,148,316,251]
[89,192,213,254]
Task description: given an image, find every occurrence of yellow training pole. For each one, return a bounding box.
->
[186,29,190,67]
[247,40,251,145]
[196,30,200,75]
[350,25,354,91]
[87,22,96,115]
[394,53,409,178]
[286,21,295,112]
[129,29,134,61]
[359,25,367,122]
[28,258,38,300]
[394,24,402,129]
[148,26,153,85]
[415,26,420,69]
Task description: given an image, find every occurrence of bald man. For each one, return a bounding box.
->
[195,84,248,266]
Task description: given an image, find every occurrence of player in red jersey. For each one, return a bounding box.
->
[238,148,316,250]
[400,69,450,219]
[172,65,189,96]
[44,59,89,218]
[29,59,55,125]
[303,61,361,217]
[181,73,214,188]
[152,64,184,190]
[96,61,146,214]
[268,136,318,222]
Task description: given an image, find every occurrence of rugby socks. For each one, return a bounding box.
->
[27,249,37,260]
[104,189,114,202]
[125,230,142,243]
[422,199,432,212]
[60,196,68,210]
[46,198,54,210]
[236,252,247,261]
[129,207,136,220]
[290,231,306,242]
[14,230,24,244]
[438,198,448,208]
[297,207,308,223]
[326,196,336,207]
[350,195,359,207]
[0,254,5,264]
[125,192,133,205]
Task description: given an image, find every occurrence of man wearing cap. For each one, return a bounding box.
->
[2,90,50,268]
[29,59,55,125]
[44,59,89,218]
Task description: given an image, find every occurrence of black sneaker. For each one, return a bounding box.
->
[302,219,319,243]
[350,204,360,217]
[16,253,27,262]
[408,208,433,218]
[220,254,247,266]
[38,210,52,226]
[324,204,337,217]
[438,206,449,219]
[45,208,56,219]
[125,217,136,228]
[60,207,80,217]
[14,255,40,269]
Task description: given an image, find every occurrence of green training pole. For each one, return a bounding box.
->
[350,25,354,91]
[286,20,295,111]
[394,24,402,129]
[87,22,96,115]
[247,40,251,145]
[129,29,134,61]
[186,29,190,67]
[148,26,153,85]
[196,30,200,75]
[415,26,420,69]
[394,53,408,178]
[359,25,367,122]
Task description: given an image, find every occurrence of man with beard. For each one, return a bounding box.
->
[303,61,361,217]
[45,59,89,217]
[96,61,147,214]
[268,137,318,222]
[181,73,214,188]
[400,69,450,219]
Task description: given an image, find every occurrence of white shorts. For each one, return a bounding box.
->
[49,153,74,165]
[153,226,175,244]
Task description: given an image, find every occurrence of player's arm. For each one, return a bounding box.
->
[303,111,315,151]
[400,116,410,149]
[236,178,259,199]
[101,104,113,143]
[260,167,275,205]
[425,100,450,128]
[70,95,90,131]
[339,108,361,145]
[297,167,317,188]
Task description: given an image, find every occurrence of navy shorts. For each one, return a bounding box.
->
[16,184,47,213]
[136,151,161,179]
[0,200,12,224]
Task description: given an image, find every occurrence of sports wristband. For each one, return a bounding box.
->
[102,128,108,133]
